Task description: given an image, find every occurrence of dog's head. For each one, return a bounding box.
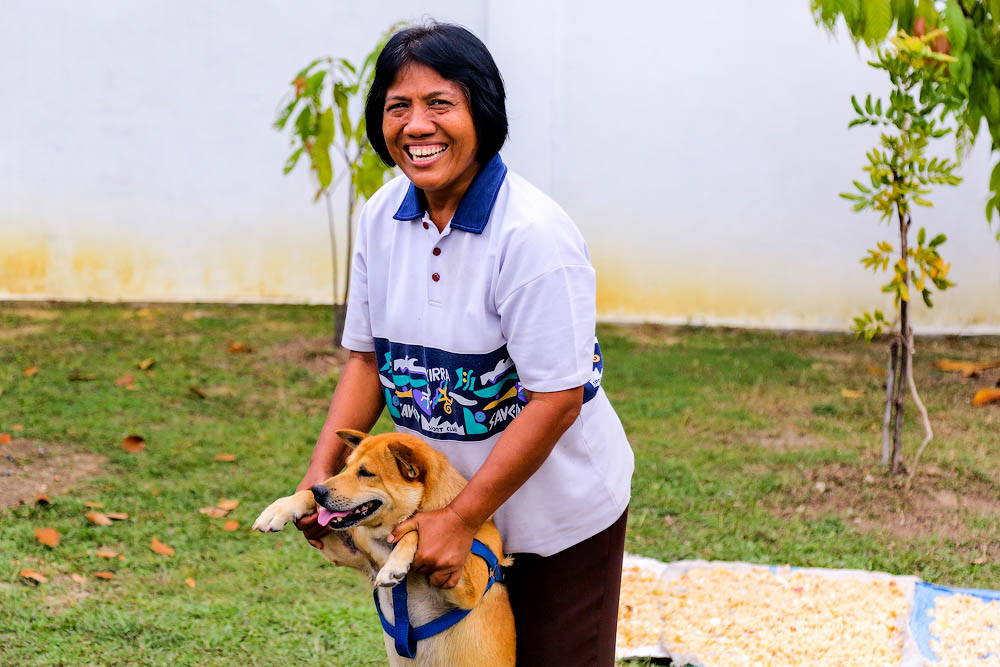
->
[311,430,442,530]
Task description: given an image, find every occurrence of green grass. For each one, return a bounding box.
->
[1,303,998,665]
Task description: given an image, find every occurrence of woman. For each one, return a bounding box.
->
[293,22,634,666]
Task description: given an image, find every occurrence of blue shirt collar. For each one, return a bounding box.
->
[392,153,508,234]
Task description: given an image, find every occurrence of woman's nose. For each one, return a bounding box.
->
[404,109,435,136]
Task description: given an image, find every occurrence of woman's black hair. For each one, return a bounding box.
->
[365,23,508,167]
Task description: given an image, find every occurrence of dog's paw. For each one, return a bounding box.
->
[375,562,409,588]
[252,497,301,533]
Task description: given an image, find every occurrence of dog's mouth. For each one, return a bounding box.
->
[316,500,383,529]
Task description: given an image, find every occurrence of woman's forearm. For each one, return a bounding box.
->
[448,386,584,530]
[298,350,385,489]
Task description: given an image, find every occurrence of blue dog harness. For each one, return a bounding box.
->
[374,539,504,659]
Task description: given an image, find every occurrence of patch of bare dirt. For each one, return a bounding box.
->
[0,439,107,507]
[755,427,829,452]
[772,460,1000,550]
[267,336,349,376]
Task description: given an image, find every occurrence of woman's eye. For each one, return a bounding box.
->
[357,468,375,478]
[386,102,406,112]
[430,99,450,106]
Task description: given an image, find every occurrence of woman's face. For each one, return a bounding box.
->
[382,63,479,198]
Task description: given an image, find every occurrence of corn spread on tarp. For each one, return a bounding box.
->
[910,582,1000,664]
[616,556,1000,666]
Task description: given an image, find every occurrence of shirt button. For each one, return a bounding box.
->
[431,273,440,282]
[422,222,429,230]
[432,247,441,256]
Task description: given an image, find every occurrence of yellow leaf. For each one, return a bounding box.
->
[222,520,239,532]
[138,358,156,370]
[216,499,240,511]
[93,571,114,580]
[199,507,228,518]
[151,538,175,557]
[34,527,60,548]
[23,365,38,377]
[71,573,87,583]
[121,435,145,453]
[86,512,114,526]
[95,549,119,559]
[185,578,196,588]
[899,283,910,302]
[105,512,129,521]
[20,569,47,583]
[213,453,236,462]
[841,389,863,399]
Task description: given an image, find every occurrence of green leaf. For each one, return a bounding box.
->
[851,95,864,116]
[305,70,327,100]
[917,227,926,245]
[282,146,304,175]
[294,106,314,138]
[865,94,873,115]
[928,233,947,247]
[317,108,335,146]
[862,0,893,44]
[944,0,968,53]
[333,82,351,141]
[309,141,333,190]
[274,100,298,130]
[922,289,933,307]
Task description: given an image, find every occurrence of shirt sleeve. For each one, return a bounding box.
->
[340,206,375,353]
[495,222,597,393]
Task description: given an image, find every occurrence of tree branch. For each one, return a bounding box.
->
[903,332,933,492]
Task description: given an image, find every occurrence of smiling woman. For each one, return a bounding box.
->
[292,22,634,667]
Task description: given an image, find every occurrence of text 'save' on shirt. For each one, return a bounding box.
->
[342,153,634,556]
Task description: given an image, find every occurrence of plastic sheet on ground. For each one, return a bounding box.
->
[616,556,931,665]
[910,581,1000,663]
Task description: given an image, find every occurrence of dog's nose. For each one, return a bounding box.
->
[311,484,330,503]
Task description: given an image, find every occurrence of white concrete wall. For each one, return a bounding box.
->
[2,1,998,332]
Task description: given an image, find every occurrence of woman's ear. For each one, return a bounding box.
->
[335,429,368,450]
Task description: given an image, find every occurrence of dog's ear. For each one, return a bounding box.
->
[336,429,367,450]
[387,442,426,482]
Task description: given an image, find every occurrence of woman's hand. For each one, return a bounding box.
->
[389,506,478,589]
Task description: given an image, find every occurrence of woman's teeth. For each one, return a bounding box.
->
[409,145,447,162]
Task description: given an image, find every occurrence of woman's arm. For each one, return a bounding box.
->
[294,350,384,548]
[389,385,584,587]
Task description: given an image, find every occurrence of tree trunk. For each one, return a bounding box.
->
[881,338,898,466]
[890,210,911,475]
[324,192,339,347]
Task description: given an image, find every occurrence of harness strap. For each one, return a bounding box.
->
[374,538,503,659]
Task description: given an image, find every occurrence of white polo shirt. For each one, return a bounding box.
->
[342,153,633,556]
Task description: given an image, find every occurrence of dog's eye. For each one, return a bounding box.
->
[357,467,375,478]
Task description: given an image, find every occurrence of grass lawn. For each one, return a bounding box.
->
[1,302,998,665]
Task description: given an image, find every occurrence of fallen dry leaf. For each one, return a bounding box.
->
[151,538,175,557]
[105,512,129,521]
[228,342,250,354]
[841,389,863,399]
[222,520,239,532]
[216,499,239,511]
[972,388,1000,407]
[213,453,236,462]
[0,433,11,445]
[114,374,135,387]
[199,507,228,518]
[93,571,114,580]
[185,577,196,588]
[117,554,125,561]
[864,363,888,378]
[35,527,60,548]
[936,358,1000,378]
[85,501,105,508]
[95,549,119,559]
[121,435,145,453]
[21,569,47,583]
[137,358,156,370]
[12,424,24,431]
[71,573,87,583]
[86,512,114,526]
[23,365,38,377]
[36,493,52,505]
[188,386,207,399]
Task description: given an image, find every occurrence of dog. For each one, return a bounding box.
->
[252,430,516,666]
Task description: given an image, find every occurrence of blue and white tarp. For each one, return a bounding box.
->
[910,581,1000,663]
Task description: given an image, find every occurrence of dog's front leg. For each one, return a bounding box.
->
[252,490,316,532]
[369,531,419,588]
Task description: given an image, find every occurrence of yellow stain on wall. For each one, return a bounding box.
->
[0,238,49,294]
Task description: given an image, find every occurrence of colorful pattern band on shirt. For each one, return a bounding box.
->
[374,337,604,443]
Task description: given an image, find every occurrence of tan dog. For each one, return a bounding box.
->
[252,430,515,666]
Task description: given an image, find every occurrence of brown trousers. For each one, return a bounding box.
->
[504,508,628,666]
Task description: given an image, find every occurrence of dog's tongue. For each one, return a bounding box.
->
[317,507,352,527]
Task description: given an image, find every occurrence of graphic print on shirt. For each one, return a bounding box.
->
[374,337,604,442]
